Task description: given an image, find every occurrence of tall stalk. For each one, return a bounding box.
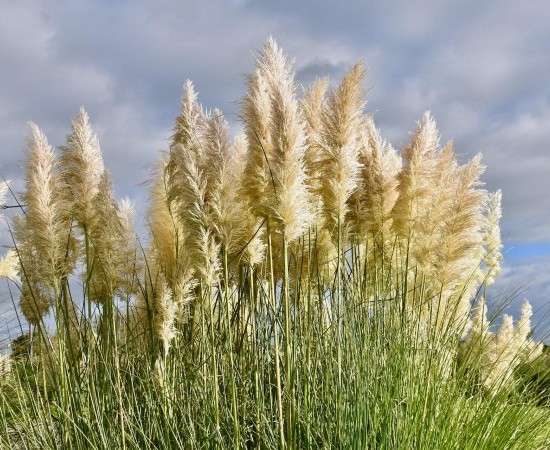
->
[222,246,240,447]
[282,233,294,447]
[267,225,285,448]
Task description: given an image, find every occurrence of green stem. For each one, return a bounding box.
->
[282,234,293,448]
[267,224,285,449]
[223,247,240,447]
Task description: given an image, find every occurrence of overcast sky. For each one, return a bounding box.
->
[1,0,549,344]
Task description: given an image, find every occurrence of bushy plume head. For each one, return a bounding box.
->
[22,124,74,284]
[148,156,181,281]
[241,69,274,220]
[315,62,366,235]
[60,107,105,231]
[263,38,312,242]
[392,112,440,239]
[514,299,543,363]
[301,77,328,193]
[241,37,312,243]
[0,249,19,281]
[227,134,267,267]
[173,79,207,154]
[88,171,140,304]
[432,153,486,317]
[88,170,122,303]
[148,156,196,312]
[489,313,516,388]
[204,110,247,253]
[153,274,177,357]
[350,115,401,244]
[482,190,503,285]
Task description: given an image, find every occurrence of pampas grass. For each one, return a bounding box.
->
[0,38,548,450]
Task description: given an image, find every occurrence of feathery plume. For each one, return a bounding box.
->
[147,156,195,310]
[489,314,516,388]
[301,77,328,193]
[262,38,312,242]
[432,153,486,328]
[514,299,543,363]
[0,249,19,281]
[230,134,267,267]
[241,38,312,243]
[164,82,222,284]
[116,197,141,299]
[482,190,503,285]
[392,112,440,239]
[173,79,207,154]
[88,170,125,303]
[241,68,275,221]
[153,275,177,357]
[59,107,105,231]
[350,116,401,245]
[204,110,247,253]
[20,123,74,290]
[315,62,365,236]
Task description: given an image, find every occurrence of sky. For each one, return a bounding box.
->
[1,0,550,345]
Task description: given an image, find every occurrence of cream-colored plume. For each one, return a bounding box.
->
[301,77,328,193]
[0,249,19,281]
[242,37,312,243]
[514,299,543,363]
[482,190,503,286]
[392,112,440,240]
[204,111,247,254]
[241,68,275,221]
[88,170,139,304]
[153,274,177,356]
[350,116,401,246]
[262,37,312,242]
[173,79,207,154]
[20,123,74,290]
[147,156,195,312]
[60,108,105,232]
[315,63,365,237]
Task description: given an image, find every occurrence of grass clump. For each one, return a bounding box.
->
[0,38,548,449]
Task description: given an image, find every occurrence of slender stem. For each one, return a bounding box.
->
[282,234,293,447]
[223,247,240,447]
[267,224,285,449]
